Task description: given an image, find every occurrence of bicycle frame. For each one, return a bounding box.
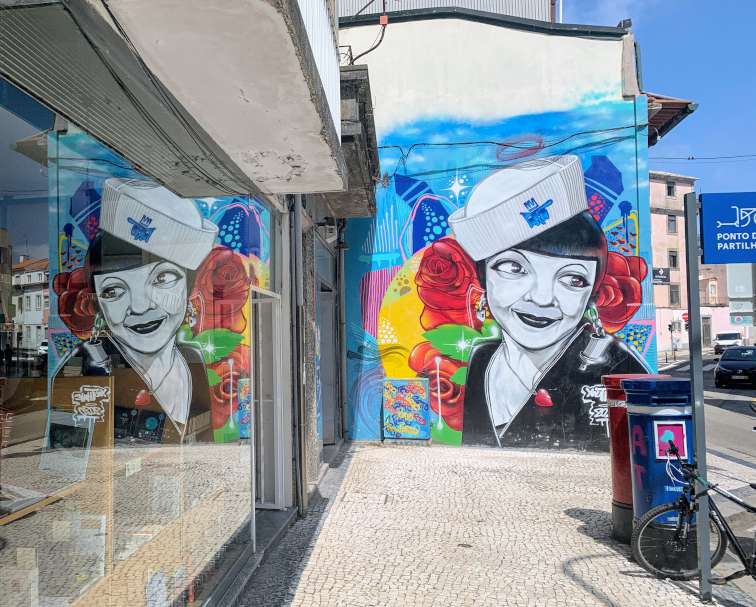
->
[673,448,756,583]
[703,485,756,582]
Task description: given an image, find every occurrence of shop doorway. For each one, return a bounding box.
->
[318,285,339,445]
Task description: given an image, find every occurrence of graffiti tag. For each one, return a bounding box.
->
[581,384,608,427]
[72,385,110,423]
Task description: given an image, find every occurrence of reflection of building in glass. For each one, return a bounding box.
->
[0,228,12,350]
[11,257,48,355]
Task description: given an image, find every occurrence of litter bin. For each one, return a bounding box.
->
[601,373,670,543]
[621,378,694,521]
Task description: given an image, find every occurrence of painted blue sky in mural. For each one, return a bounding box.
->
[378,100,648,211]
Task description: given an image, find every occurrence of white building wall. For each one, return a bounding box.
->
[299,0,342,140]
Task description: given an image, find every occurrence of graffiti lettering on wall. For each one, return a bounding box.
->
[48,127,271,444]
[382,378,430,439]
[346,101,656,450]
[72,385,110,423]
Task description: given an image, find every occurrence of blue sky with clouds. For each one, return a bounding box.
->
[565,0,756,194]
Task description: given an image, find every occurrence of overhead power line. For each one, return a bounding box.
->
[649,154,756,160]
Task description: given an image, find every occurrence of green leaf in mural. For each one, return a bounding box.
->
[192,329,244,365]
[206,368,222,387]
[422,324,481,362]
[450,366,468,385]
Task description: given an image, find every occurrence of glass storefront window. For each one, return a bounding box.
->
[0,77,273,606]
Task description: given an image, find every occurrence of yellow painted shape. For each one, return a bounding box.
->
[378,252,425,378]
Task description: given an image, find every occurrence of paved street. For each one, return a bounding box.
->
[236,444,754,607]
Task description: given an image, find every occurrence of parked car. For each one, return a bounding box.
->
[714,346,756,388]
[37,340,48,357]
[713,331,743,354]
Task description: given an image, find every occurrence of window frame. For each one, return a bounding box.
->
[666,181,676,197]
[668,249,679,270]
[669,283,681,307]
[667,214,678,234]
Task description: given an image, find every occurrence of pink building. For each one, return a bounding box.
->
[650,170,752,355]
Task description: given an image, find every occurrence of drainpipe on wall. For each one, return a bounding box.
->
[336,219,348,440]
[291,194,306,516]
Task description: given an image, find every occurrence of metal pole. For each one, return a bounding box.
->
[683,192,712,602]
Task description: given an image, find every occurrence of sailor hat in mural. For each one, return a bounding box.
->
[99,178,218,270]
[449,155,587,261]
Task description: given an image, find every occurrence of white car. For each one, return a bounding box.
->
[713,332,742,354]
[37,340,48,357]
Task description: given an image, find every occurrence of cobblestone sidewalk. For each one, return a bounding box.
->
[237,444,754,607]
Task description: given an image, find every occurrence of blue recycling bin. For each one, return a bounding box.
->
[621,378,695,521]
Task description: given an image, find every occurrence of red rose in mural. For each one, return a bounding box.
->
[408,341,465,431]
[208,345,251,430]
[415,237,482,330]
[190,246,253,334]
[53,267,97,339]
[595,251,648,334]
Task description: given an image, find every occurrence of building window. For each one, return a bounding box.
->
[36,325,42,343]
[666,181,676,197]
[44,294,49,309]
[669,284,681,307]
[25,295,31,310]
[667,214,677,234]
[668,249,678,269]
[35,294,42,310]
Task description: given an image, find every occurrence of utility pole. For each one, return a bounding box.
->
[684,192,712,602]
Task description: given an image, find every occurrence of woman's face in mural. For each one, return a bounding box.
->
[485,248,596,350]
[94,261,187,354]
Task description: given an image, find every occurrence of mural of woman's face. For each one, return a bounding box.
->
[485,248,597,351]
[94,261,187,354]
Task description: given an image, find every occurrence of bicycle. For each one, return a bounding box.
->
[631,439,756,584]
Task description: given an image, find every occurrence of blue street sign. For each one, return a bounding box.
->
[700,192,756,264]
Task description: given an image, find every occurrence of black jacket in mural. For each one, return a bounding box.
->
[51,335,213,444]
[461,324,648,451]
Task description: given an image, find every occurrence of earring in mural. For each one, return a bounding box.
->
[578,305,612,371]
[476,293,487,324]
[82,313,111,375]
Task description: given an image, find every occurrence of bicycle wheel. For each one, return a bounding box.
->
[631,502,728,580]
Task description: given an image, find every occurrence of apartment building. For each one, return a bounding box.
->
[650,170,749,352]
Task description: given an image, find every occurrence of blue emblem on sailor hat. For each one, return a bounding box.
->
[520,197,554,228]
[127,214,156,242]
